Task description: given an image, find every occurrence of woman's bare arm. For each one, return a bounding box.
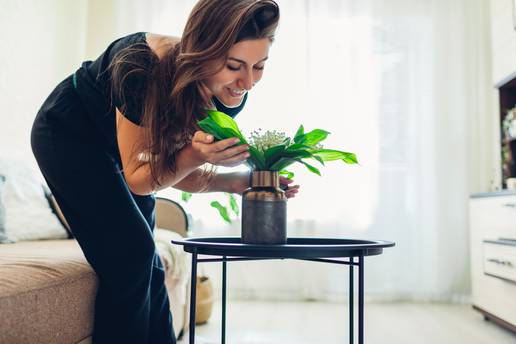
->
[173,169,250,194]
[116,110,249,195]
[116,109,204,195]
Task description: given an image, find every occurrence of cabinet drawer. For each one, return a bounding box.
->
[470,195,516,236]
[484,240,516,283]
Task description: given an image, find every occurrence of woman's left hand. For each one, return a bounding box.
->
[279,176,300,199]
[231,172,300,198]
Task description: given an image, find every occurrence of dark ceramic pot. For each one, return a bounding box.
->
[241,171,287,244]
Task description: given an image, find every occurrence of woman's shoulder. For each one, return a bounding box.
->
[145,33,181,60]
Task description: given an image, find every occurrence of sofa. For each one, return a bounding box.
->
[0,195,192,344]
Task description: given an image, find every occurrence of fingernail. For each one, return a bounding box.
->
[207,135,213,140]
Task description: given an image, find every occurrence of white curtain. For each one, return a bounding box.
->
[106,0,492,302]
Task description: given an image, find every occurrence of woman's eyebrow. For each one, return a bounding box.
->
[227,56,269,65]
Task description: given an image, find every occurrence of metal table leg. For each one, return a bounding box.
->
[358,255,364,344]
[222,256,227,344]
[189,250,198,344]
[349,256,354,344]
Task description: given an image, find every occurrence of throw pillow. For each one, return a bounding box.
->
[0,158,68,241]
[43,184,73,239]
[0,174,16,243]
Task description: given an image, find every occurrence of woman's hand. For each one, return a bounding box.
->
[229,173,300,198]
[279,175,300,199]
[191,131,250,167]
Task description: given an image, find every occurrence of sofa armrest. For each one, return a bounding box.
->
[155,197,188,237]
[46,194,188,238]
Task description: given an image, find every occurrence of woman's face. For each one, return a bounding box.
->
[204,38,271,107]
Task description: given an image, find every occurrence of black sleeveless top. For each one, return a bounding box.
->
[73,32,247,151]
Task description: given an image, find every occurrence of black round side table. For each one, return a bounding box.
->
[171,237,395,344]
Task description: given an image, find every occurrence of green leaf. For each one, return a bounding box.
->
[181,192,192,202]
[269,157,297,171]
[284,149,313,158]
[311,149,359,164]
[296,159,321,176]
[286,143,312,151]
[227,193,239,216]
[198,110,268,169]
[210,201,231,223]
[263,144,287,167]
[204,110,246,141]
[197,117,242,142]
[248,146,267,170]
[283,149,314,160]
[294,125,305,143]
[312,154,325,166]
[279,170,294,179]
[296,129,330,146]
[244,159,256,170]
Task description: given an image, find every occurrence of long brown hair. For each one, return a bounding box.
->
[110,0,279,189]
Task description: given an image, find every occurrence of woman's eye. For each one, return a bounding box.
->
[226,64,264,71]
[227,65,240,71]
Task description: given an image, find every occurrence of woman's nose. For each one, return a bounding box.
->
[238,68,254,91]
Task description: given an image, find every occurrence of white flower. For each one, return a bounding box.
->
[248,128,288,152]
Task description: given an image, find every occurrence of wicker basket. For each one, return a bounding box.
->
[195,276,214,324]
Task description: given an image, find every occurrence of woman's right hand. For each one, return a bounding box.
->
[190,130,250,167]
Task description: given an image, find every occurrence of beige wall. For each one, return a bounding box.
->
[0,0,87,165]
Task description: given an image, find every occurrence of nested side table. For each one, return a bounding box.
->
[171,237,395,344]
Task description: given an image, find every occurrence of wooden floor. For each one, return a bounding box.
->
[178,300,516,344]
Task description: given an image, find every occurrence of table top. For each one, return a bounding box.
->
[171,237,395,258]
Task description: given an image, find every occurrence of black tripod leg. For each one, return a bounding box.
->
[189,251,198,344]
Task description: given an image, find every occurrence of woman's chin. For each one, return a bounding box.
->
[216,94,245,108]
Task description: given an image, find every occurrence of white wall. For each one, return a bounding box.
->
[0,0,171,169]
[0,0,87,165]
[0,0,500,191]
[84,0,119,59]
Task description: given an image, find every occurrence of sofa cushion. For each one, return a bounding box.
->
[0,240,96,344]
[0,235,189,344]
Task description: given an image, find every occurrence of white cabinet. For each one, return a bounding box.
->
[470,192,516,331]
[483,240,516,282]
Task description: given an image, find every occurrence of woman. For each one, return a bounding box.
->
[31,0,298,343]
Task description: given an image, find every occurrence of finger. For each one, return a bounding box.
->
[282,184,300,191]
[286,189,299,198]
[215,143,249,161]
[285,190,298,198]
[286,187,299,193]
[212,137,242,152]
[193,131,213,143]
[217,150,250,167]
[279,176,294,184]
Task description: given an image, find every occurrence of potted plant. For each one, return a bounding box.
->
[197,110,359,244]
[503,106,516,187]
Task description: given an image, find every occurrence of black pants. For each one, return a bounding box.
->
[30,76,176,344]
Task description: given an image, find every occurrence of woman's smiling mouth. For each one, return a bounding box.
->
[227,87,246,98]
